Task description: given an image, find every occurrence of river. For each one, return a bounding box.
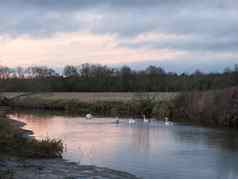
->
[9,111,238,179]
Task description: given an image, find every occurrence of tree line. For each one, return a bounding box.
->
[0,64,238,92]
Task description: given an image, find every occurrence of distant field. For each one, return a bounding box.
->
[1,92,179,102]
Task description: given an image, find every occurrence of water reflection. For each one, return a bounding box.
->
[171,125,238,152]
[129,124,151,153]
[170,125,238,178]
[9,111,238,179]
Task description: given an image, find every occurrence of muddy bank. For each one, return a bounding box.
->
[0,159,140,179]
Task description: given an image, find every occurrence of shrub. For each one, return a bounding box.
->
[172,87,238,127]
[152,101,174,119]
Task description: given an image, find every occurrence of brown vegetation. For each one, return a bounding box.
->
[171,87,238,127]
[2,92,178,103]
[5,92,176,118]
[2,89,238,128]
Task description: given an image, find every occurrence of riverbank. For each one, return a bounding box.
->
[170,87,238,128]
[2,88,238,128]
[0,159,139,179]
[5,92,177,118]
[0,110,140,179]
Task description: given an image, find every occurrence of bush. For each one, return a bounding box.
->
[152,101,174,119]
[172,87,238,127]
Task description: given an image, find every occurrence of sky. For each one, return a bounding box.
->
[0,0,238,73]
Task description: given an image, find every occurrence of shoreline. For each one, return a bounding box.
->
[0,158,140,179]
[3,89,238,129]
[5,92,176,119]
[0,112,140,179]
[7,117,34,137]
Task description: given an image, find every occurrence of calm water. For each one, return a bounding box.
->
[9,112,238,179]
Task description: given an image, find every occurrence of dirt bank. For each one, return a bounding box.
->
[0,159,140,179]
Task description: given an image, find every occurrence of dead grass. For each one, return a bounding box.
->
[2,92,179,103]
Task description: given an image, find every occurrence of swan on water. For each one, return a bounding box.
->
[143,115,149,123]
[129,119,136,124]
[86,113,93,119]
[165,117,173,126]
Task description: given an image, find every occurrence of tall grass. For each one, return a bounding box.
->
[8,93,162,118]
[171,87,238,127]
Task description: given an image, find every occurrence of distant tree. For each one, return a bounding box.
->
[119,66,133,91]
[25,66,57,78]
[0,67,11,79]
[16,66,25,79]
[90,64,114,78]
[234,64,238,72]
[63,65,78,77]
[120,66,132,76]
[79,63,90,78]
[193,69,203,76]
[224,67,232,74]
[145,65,166,75]
[0,64,238,92]
[47,68,59,77]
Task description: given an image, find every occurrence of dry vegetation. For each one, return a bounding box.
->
[2,92,179,103]
[170,87,238,127]
[4,90,238,128]
[1,92,179,118]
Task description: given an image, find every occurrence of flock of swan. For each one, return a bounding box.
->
[85,113,173,126]
[128,115,149,124]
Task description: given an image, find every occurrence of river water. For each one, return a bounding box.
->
[9,111,238,179]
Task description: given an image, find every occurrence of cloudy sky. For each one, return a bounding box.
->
[0,0,238,73]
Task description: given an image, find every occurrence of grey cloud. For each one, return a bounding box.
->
[1,0,238,37]
[1,0,238,62]
[120,35,238,53]
[113,58,238,74]
[92,8,238,37]
[4,0,238,10]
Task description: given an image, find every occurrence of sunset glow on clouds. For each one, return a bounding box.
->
[0,0,238,72]
[0,32,181,67]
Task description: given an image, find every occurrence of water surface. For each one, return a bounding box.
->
[9,112,238,179]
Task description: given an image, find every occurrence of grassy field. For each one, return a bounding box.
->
[2,92,179,103]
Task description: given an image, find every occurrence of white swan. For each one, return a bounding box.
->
[129,119,136,124]
[165,117,173,126]
[143,115,149,123]
[86,113,93,119]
